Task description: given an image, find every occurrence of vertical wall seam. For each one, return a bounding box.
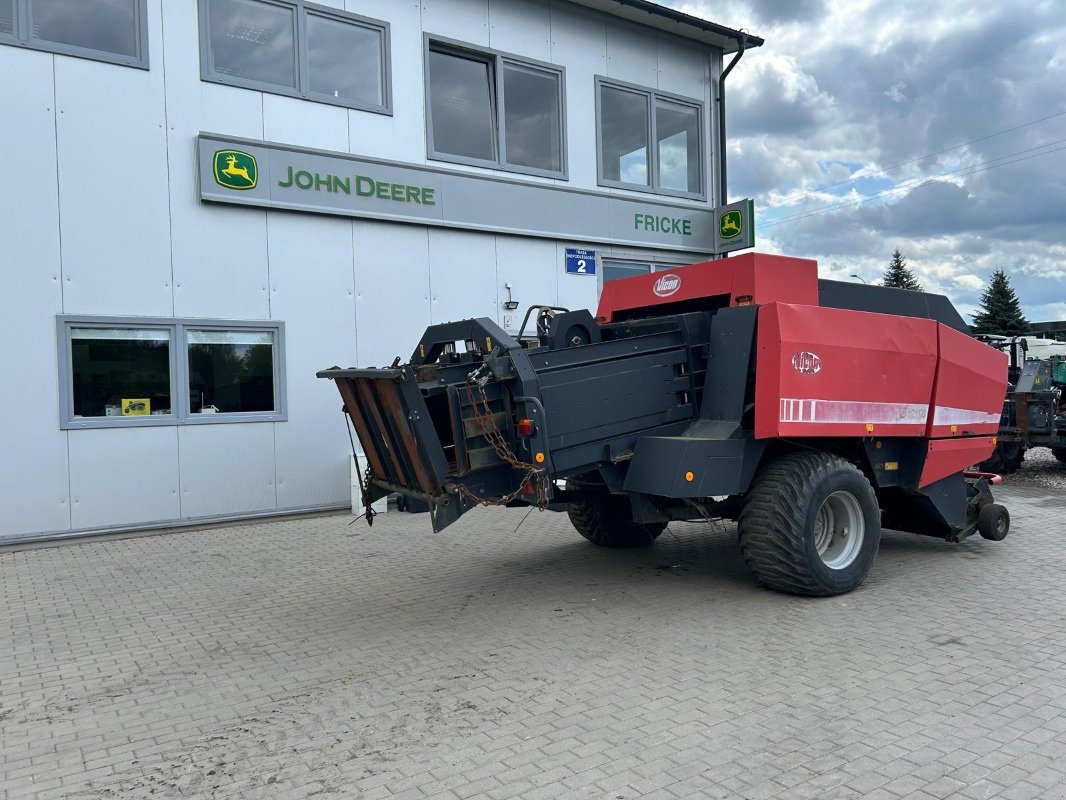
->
[52,53,73,531]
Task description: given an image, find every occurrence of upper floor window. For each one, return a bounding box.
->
[0,0,149,68]
[426,37,566,179]
[597,78,704,199]
[199,0,390,113]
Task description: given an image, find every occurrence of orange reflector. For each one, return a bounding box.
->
[684,471,694,482]
[950,424,958,434]
[535,452,545,463]
[517,418,536,437]
[865,423,875,433]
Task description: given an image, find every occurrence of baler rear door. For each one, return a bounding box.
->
[317,366,457,529]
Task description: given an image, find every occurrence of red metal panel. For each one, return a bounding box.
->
[755,303,939,439]
[926,324,1007,438]
[595,252,819,323]
[920,436,997,487]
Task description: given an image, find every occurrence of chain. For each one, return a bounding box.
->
[343,407,378,526]
[453,380,550,510]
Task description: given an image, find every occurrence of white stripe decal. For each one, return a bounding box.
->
[780,400,1001,427]
[780,399,928,424]
[932,406,1001,426]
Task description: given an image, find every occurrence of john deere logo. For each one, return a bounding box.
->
[720,209,743,239]
[213,149,257,190]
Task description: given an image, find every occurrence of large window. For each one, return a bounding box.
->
[58,317,286,429]
[426,37,566,178]
[597,78,704,199]
[0,0,149,68]
[601,259,691,284]
[199,0,390,113]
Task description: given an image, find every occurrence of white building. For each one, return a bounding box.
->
[0,0,760,543]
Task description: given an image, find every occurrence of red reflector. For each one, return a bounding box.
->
[517,418,536,436]
[522,479,533,494]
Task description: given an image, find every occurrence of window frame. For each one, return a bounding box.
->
[198,0,391,115]
[595,76,706,201]
[424,34,568,180]
[598,256,698,289]
[57,316,287,430]
[0,0,150,69]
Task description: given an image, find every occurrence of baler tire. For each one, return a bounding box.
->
[567,496,665,548]
[738,453,881,597]
[979,441,1025,475]
[977,504,1010,541]
[1053,448,1066,464]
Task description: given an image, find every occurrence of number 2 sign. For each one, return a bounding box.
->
[565,248,597,276]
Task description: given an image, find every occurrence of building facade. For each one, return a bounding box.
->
[0,0,756,542]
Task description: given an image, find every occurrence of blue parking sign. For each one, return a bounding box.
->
[565,248,596,276]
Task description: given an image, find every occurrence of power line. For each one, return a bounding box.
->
[765,110,1066,208]
[757,139,1066,230]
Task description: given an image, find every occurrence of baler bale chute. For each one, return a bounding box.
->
[319,252,1010,597]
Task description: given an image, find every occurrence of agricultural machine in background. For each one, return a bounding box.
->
[320,253,1011,598]
[977,336,1066,473]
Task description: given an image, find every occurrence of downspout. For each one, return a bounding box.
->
[717,33,747,208]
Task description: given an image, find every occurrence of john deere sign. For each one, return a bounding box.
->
[198,133,753,254]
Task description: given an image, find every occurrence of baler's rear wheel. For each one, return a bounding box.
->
[567,491,665,548]
[978,440,1025,475]
[739,453,881,597]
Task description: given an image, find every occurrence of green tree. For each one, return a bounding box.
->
[970,269,1030,336]
[881,249,923,290]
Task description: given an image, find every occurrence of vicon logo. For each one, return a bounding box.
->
[653,274,682,297]
[791,351,822,375]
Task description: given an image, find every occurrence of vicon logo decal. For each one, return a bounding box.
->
[791,351,822,375]
[653,274,682,298]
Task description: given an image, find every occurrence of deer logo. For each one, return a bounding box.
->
[213,149,258,190]
[719,209,743,239]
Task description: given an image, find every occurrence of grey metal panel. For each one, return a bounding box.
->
[264,94,350,153]
[700,305,757,421]
[0,46,71,539]
[54,20,172,317]
[420,0,490,45]
[178,423,278,517]
[268,213,355,508]
[428,229,499,324]
[655,33,708,100]
[489,0,550,59]
[353,220,432,367]
[68,427,181,529]
[494,236,560,335]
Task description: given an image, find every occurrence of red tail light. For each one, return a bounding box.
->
[517,418,536,437]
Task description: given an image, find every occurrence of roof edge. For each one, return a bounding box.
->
[570,0,763,52]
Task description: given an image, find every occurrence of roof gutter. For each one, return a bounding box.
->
[717,31,748,208]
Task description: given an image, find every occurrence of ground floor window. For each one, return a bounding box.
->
[601,258,691,284]
[58,317,285,429]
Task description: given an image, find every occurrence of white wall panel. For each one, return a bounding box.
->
[656,35,709,100]
[489,0,550,59]
[555,242,601,316]
[420,0,489,45]
[268,214,355,509]
[604,17,658,87]
[68,428,180,529]
[178,423,276,518]
[428,229,498,324]
[263,95,349,153]
[346,0,425,162]
[0,48,71,538]
[493,235,558,335]
[353,221,431,367]
[55,8,171,317]
[549,2,605,190]
[162,0,269,320]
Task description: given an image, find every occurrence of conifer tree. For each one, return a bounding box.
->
[881,249,923,291]
[970,269,1030,336]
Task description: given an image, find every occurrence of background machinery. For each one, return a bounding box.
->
[320,253,1011,597]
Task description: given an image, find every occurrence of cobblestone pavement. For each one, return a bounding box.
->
[2,485,1065,800]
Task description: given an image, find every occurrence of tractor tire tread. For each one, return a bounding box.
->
[567,498,664,548]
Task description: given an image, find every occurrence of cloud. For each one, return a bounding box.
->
[668,0,1066,322]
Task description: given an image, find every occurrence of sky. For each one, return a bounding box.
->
[668,0,1066,324]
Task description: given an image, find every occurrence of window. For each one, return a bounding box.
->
[0,0,149,68]
[426,37,566,178]
[58,317,285,429]
[597,78,704,199]
[199,0,390,113]
[601,259,691,284]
